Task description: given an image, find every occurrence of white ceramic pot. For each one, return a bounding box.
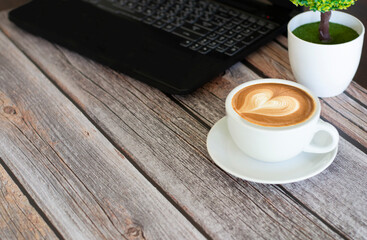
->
[288,11,365,97]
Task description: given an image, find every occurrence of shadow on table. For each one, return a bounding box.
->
[1,0,366,88]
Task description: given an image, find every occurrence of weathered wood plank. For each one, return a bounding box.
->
[275,35,367,108]
[0,25,205,240]
[282,137,367,239]
[182,35,367,236]
[0,13,353,239]
[179,60,367,237]
[275,35,288,48]
[245,40,367,149]
[0,163,58,240]
[182,44,367,238]
[347,81,367,105]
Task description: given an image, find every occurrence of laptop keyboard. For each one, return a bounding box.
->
[83,0,278,56]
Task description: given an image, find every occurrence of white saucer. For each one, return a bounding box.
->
[207,117,338,184]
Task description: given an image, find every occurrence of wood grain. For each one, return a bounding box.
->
[0,163,58,240]
[178,60,367,238]
[281,137,367,239]
[0,26,204,239]
[0,13,360,239]
[275,35,367,105]
[245,39,367,150]
[345,4,367,89]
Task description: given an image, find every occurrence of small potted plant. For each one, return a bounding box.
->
[287,0,365,97]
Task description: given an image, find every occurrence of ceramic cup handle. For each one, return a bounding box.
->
[303,120,339,154]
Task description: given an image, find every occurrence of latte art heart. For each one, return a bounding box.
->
[238,89,300,117]
[232,83,316,127]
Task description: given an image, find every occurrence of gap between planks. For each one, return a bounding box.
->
[0,14,366,239]
[3,24,207,238]
[0,25,350,240]
[0,158,60,240]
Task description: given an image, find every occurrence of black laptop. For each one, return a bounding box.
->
[9,0,299,94]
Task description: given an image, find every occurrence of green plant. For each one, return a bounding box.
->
[290,0,357,42]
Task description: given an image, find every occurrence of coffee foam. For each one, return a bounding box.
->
[232,83,316,127]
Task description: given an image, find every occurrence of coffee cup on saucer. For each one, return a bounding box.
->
[225,79,339,162]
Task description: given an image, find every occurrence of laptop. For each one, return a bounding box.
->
[9,0,299,94]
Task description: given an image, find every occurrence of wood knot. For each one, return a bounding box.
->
[127,227,145,239]
[3,106,16,115]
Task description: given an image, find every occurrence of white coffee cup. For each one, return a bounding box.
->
[225,79,339,162]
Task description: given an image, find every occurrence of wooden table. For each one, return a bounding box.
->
[0,11,366,240]
[346,2,367,89]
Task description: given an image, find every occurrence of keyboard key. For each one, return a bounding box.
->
[217,7,228,13]
[172,28,202,41]
[200,12,213,21]
[248,17,258,23]
[239,13,249,20]
[190,43,202,50]
[233,25,245,32]
[152,11,165,20]
[136,4,145,12]
[234,33,245,41]
[195,20,217,30]
[216,27,227,34]
[185,15,197,24]
[158,4,170,12]
[172,17,185,27]
[207,32,219,40]
[224,42,247,56]
[225,46,240,56]
[148,2,158,9]
[217,11,233,20]
[143,8,154,16]
[250,23,261,30]
[99,0,279,57]
[161,15,173,23]
[199,38,210,45]
[207,41,219,48]
[181,23,210,36]
[243,32,261,44]
[212,16,227,26]
[224,30,236,37]
[143,16,155,24]
[224,21,236,29]
[216,36,227,43]
[232,17,243,24]
[198,1,208,8]
[258,26,270,34]
[199,46,212,54]
[153,20,166,28]
[242,20,252,27]
[224,39,237,47]
[163,24,176,32]
[215,44,229,53]
[180,39,193,47]
[258,20,266,26]
[242,28,254,35]
[207,3,219,13]
[228,9,239,16]
[126,2,136,10]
